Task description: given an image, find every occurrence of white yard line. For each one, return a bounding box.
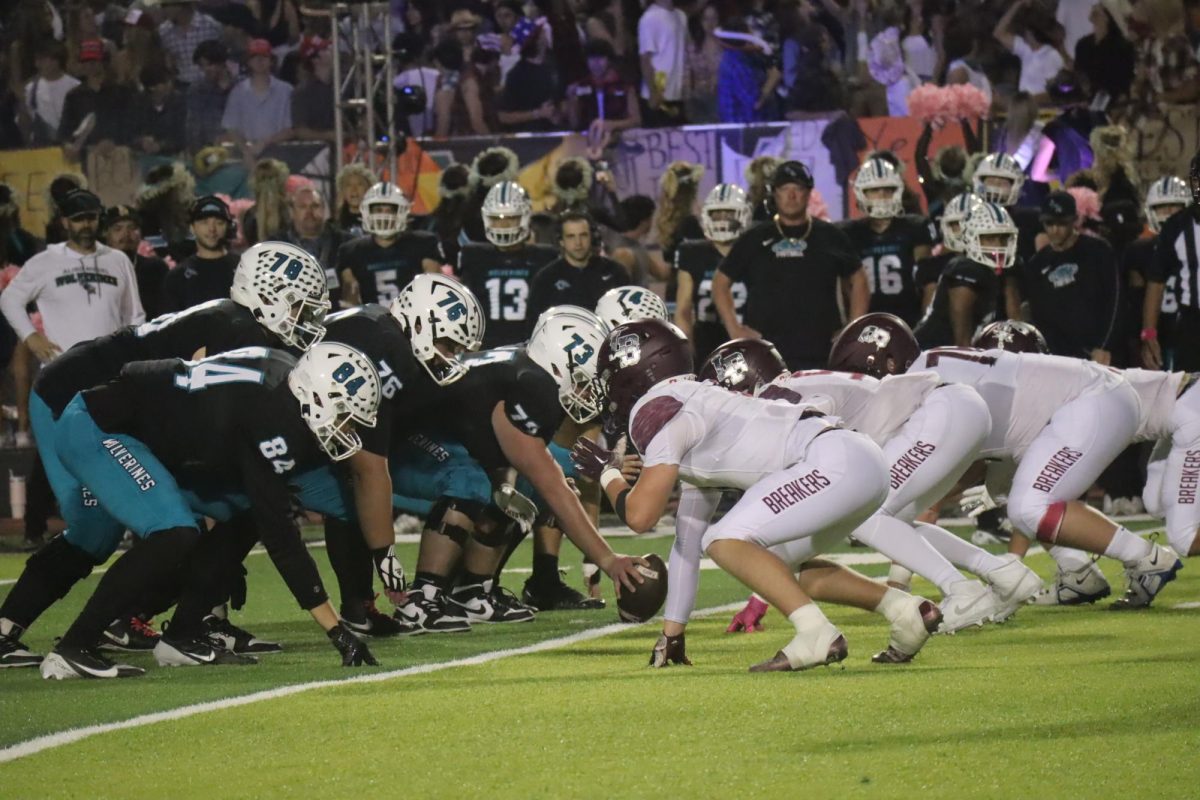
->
[0,601,744,765]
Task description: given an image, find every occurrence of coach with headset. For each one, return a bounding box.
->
[162,196,239,313]
[711,160,867,370]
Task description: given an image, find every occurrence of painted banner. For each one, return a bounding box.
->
[0,146,72,236]
[1130,105,1200,185]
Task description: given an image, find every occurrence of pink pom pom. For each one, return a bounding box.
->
[808,188,830,221]
[948,84,989,121]
[907,84,945,126]
[1068,187,1102,222]
[0,264,21,291]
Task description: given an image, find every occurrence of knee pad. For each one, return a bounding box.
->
[425,497,484,546]
[472,504,516,547]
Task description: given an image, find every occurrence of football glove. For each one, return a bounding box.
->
[648,633,692,667]
[959,485,998,518]
[328,622,379,666]
[493,483,538,533]
[726,595,768,633]
[371,545,407,595]
[570,435,625,483]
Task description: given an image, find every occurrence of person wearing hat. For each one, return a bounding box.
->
[157,0,223,85]
[567,38,641,132]
[221,38,293,159]
[58,38,134,160]
[711,160,867,370]
[497,17,561,133]
[1012,191,1120,362]
[104,206,169,319]
[0,189,145,365]
[162,196,239,313]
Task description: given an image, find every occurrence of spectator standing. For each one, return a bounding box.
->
[1015,191,1121,362]
[161,195,238,312]
[638,0,687,125]
[684,3,722,123]
[0,189,144,364]
[527,211,626,320]
[1074,0,1135,103]
[58,39,133,160]
[157,0,223,85]
[23,40,78,146]
[712,160,866,370]
[102,205,169,320]
[133,66,186,157]
[498,19,561,133]
[291,37,335,142]
[567,39,641,132]
[715,21,780,123]
[1057,0,1100,55]
[186,39,234,153]
[1129,0,1199,112]
[221,38,293,159]
[995,0,1066,103]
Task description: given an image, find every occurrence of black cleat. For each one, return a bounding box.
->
[40,644,145,679]
[343,595,411,637]
[204,615,282,654]
[448,583,535,624]
[521,577,606,611]
[393,585,471,634]
[100,616,161,651]
[0,621,42,668]
[154,632,258,667]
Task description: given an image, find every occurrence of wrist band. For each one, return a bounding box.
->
[614,488,631,526]
[600,467,623,491]
[1140,328,1158,341]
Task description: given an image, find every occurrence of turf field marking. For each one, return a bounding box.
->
[0,602,744,764]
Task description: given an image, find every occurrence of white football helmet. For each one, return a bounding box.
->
[360,182,410,237]
[533,304,610,337]
[972,153,1025,206]
[482,181,532,247]
[963,202,1018,272]
[390,273,485,386]
[941,192,982,253]
[231,241,331,350]
[700,183,752,242]
[289,342,381,462]
[853,157,905,218]
[526,310,608,423]
[1144,175,1192,234]
[594,286,668,329]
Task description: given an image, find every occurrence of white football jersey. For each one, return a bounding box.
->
[1122,368,1184,442]
[763,370,941,444]
[630,376,833,490]
[908,348,1124,457]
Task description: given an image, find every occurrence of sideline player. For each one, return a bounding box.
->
[335,182,442,305]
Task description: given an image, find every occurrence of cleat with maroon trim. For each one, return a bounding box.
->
[750,635,848,673]
[873,598,941,664]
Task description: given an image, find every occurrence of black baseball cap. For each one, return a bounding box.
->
[59,189,103,219]
[190,195,232,223]
[1040,191,1076,222]
[103,204,141,228]
[772,160,814,190]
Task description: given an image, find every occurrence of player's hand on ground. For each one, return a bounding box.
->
[648,633,692,667]
[570,436,623,483]
[604,554,647,597]
[328,622,379,667]
[726,596,768,633]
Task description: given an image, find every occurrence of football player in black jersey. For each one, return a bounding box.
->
[913,201,1017,348]
[335,182,443,305]
[675,183,752,363]
[8,344,381,679]
[388,311,648,632]
[1136,175,1192,369]
[914,192,979,309]
[840,157,934,326]
[457,181,558,348]
[0,242,330,665]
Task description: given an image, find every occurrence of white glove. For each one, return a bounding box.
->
[493,483,538,533]
[959,485,999,518]
[371,545,407,594]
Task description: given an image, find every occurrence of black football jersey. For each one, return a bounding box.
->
[913,255,998,348]
[915,252,953,295]
[457,241,559,348]
[335,232,443,305]
[322,304,439,457]
[34,299,277,417]
[840,215,934,325]
[407,346,563,472]
[674,239,747,362]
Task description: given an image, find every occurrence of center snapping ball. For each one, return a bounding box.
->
[617,553,668,623]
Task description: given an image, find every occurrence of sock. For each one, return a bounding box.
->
[914,522,1006,576]
[787,603,828,635]
[853,516,964,593]
[1048,546,1094,572]
[1102,527,1154,566]
[457,571,492,592]
[413,571,449,593]
[873,587,909,623]
[0,618,24,638]
[532,553,560,587]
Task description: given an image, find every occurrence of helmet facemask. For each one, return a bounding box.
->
[392,274,485,386]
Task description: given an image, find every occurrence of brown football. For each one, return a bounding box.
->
[617,553,669,623]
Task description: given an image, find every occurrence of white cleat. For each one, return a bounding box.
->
[749,621,847,672]
[937,580,999,633]
[1031,561,1111,605]
[983,555,1044,622]
[872,597,943,663]
[1111,544,1183,610]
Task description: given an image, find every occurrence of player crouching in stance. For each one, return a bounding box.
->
[571,320,939,672]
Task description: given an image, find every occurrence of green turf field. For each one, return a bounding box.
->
[1,525,1197,798]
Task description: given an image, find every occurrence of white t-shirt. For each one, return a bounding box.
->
[24,74,80,133]
[0,243,145,351]
[1011,36,1065,95]
[631,376,833,490]
[764,370,941,444]
[1056,0,1100,56]
[637,3,687,102]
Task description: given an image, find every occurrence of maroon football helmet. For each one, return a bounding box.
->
[972,320,1049,354]
[598,319,693,438]
[828,313,919,377]
[698,338,787,394]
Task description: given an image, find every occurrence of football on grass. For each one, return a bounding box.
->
[617,554,668,623]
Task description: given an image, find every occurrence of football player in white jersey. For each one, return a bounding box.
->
[571,320,942,671]
[887,321,1185,609]
[706,325,1043,636]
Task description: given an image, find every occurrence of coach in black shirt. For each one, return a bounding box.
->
[1016,191,1120,362]
[162,196,238,312]
[528,211,625,321]
[712,160,867,369]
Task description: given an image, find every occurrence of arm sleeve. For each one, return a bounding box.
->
[663,485,722,624]
[0,259,44,341]
[239,444,328,609]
